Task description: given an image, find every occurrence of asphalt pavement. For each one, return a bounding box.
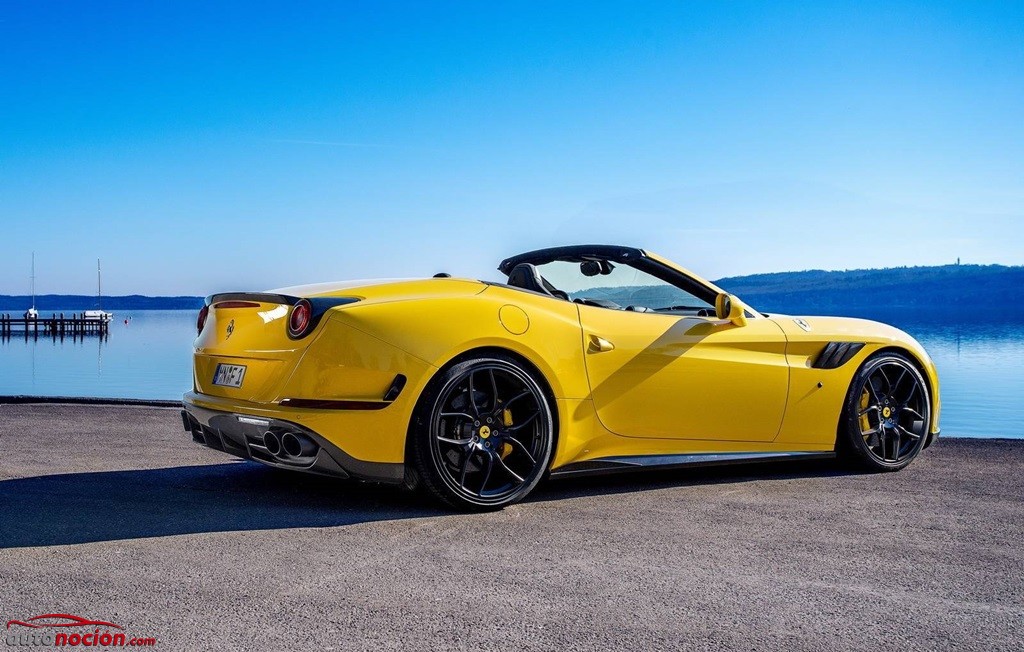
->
[0,403,1021,651]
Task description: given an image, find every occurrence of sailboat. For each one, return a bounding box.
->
[24,252,39,320]
[83,259,113,323]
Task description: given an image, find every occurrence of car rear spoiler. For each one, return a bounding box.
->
[207,293,360,310]
[205,293,361,337]
[206,292,305,306]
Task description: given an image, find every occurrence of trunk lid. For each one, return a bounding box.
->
[193,293,349,402]
[192,278,484,402]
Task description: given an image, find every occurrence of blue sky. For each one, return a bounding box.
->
[2,1,1022,295]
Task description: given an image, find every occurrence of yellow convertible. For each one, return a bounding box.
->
[182,245,940,510]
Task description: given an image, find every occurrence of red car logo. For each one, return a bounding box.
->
[6,613,123,630]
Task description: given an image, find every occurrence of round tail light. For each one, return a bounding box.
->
[196,305,210,335]
[288,300,313,338]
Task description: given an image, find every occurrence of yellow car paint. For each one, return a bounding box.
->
[577,304,789,442]
[185,252,940,480]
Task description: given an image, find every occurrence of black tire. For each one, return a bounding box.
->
[408,353,555,511]
[838,352,931,471]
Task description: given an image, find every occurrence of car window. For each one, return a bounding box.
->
[534,260,715,314]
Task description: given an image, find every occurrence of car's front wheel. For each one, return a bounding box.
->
[838,352,931,471]
[408,354,555,511]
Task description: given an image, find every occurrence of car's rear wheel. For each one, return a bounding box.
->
[408,354,555,511]
[838,352,931,471]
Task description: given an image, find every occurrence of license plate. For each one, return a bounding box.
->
[213,363,247,388]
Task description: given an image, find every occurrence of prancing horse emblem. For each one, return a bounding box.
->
[226,319,235,340]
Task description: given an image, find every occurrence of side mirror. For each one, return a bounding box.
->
[715,293,747,326]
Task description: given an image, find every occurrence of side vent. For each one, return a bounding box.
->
[383,374,407,402]
[812,342,866,369]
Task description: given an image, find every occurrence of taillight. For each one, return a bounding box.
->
[288,299,313,338]
[196,305,210,335]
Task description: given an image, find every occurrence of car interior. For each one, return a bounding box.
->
[505,259,716,316]
[506,263,570,301]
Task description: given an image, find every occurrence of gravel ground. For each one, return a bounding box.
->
[1,403,1021,651]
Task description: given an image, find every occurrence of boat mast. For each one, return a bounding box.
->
[31,252,36,311]
[97,259,102,310]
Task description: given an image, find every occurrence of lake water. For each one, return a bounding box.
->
[0,309,1021,439]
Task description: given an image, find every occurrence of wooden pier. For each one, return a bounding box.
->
[1,313,110,338]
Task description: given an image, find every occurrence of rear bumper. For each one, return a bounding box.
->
[181,398,405,484]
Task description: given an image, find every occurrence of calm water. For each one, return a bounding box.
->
[0,311,194,402]
[0,309,1021,439]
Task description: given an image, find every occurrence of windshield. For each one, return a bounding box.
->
[534,260,715,314]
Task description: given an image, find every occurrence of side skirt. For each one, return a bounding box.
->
[549,451,836,479]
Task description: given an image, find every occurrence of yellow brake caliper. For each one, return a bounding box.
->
[500,408,514,459]
[859,389,872,434]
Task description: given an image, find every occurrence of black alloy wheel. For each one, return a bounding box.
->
[409,354,554,510]
[839,352,931,471]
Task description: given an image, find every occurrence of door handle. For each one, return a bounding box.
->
[588,334,615,353]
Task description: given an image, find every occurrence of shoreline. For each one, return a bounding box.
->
[0,395,181,408]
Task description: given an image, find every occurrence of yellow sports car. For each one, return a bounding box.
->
[182,245,940,510]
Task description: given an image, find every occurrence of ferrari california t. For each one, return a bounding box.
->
[182,245,940,510]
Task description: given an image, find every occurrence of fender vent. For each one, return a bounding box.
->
[813,342,866,369]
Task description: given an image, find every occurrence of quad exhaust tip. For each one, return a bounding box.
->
[281,432,317,458]
[263,431,282,456]
[262,430,317,460]
[184,411,319,462]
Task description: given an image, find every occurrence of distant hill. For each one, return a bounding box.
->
[715,264,1024,314]
[1,263,1022,315]
[555,263,1024,315]
[0,295,203,312]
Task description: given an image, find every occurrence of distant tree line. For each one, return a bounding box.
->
[1,263,1022,315]
[715,264,1024,314]
[0,295,204,311]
